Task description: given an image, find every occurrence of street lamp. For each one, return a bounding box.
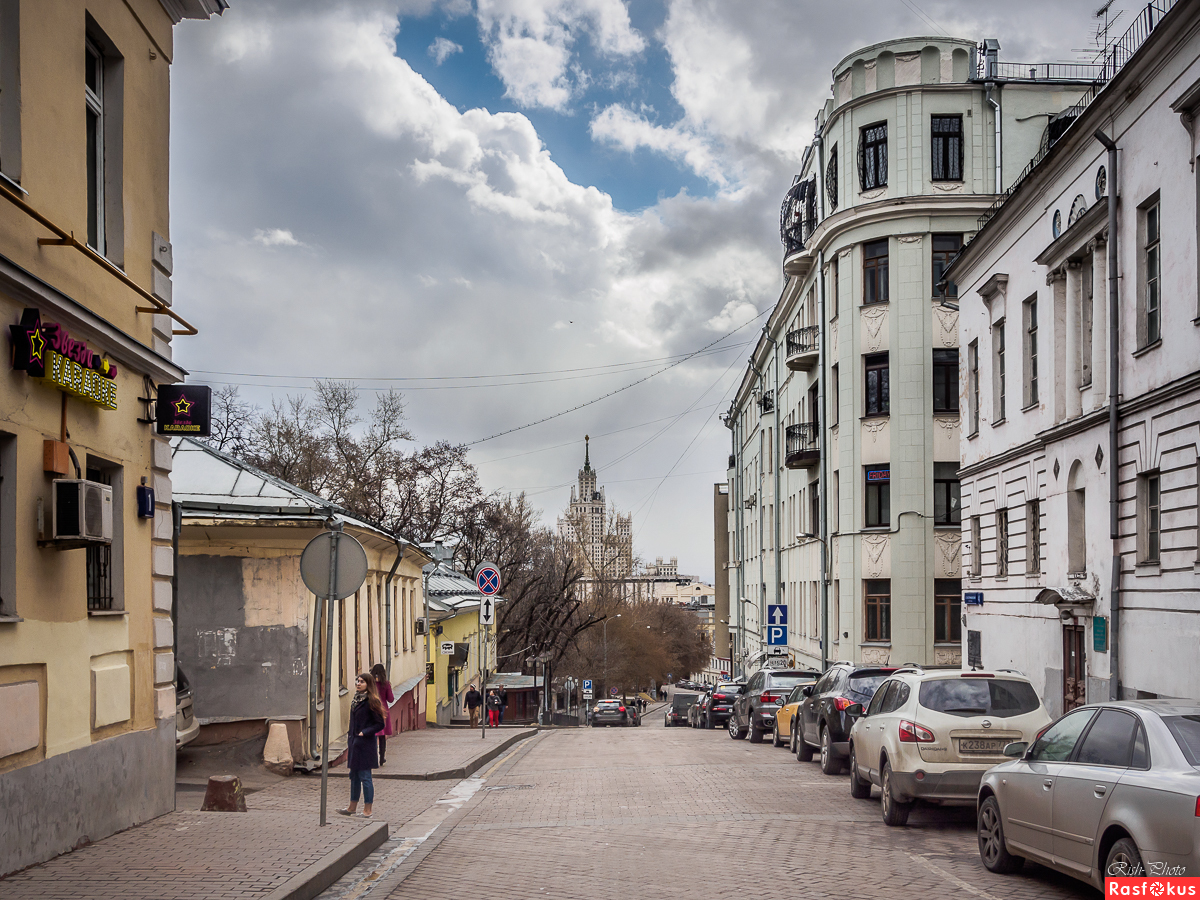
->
[603,614,620,694]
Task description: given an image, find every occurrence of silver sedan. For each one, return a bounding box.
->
[977,699,1200,889]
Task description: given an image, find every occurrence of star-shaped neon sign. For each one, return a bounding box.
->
[26,326,44,364]
[173,395,193,416]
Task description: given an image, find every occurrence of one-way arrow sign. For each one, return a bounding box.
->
[480,596,495,626]
[768,604,787,626]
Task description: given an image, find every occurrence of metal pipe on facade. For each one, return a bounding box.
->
[765,328,782,625]
[1095,128,1121,701]
[384,541,404,681]
[307,540,324,759]
[815,134,830,672]
[987,84,1002,193]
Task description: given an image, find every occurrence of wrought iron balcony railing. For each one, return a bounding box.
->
[785,422,819,469]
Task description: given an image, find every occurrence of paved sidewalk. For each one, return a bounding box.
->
[328,726,538,780]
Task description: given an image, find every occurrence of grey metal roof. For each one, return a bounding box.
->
[422,563,506,611]
[486,673,543,690]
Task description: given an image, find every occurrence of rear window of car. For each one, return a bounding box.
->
[672,695,697,707]
[768,675,813,690]
[1164,715,1200,766]
[918,678,1041,718]
[847,673,889,700]
[597,700,621,707]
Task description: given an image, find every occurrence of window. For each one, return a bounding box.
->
[1026,499,1041,574]
[859,122,888,190]
[970,516,982,577]
[932,234,962,298]
[85,461,123,612]
[0,0,22,183]
[1024,296,1039,408]
[993,319,1006,422]
[865,466,890,528]
[1075,709,1139,767]
[809,479,819,536]
[85,39,105,253]
[1029,708,1096,761]
[933,462,960,526]
[864,579,890,642]
[826,143,838,211]
[1144,200,1161,346]
[831,470,840,533]
[866,679,893,714]
[1140,473,1161,563]
[864,352,889,416]
[830,256,840,319]
[1080,254,1094,386]
[934,579,961,643]
[968,340,979,434]
[0,432,13,618]
[863,239,889,304]
[1068,462,1087,574]
[930,115,963,181]
[933,349,959,413]
[830,364,839,426]
[996,507,1009,577]
[84,25,123,264]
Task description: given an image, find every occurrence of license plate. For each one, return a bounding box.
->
[959,739,1006,753]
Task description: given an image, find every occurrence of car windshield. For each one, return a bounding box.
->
[847,674,889,699]
[769,675,812,690]
[1164,715,1200,766]
[918,678,1041,718]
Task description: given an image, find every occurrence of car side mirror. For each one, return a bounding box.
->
[801,686,813,697]
[1003,742,1028,758]
[846,703,864,718]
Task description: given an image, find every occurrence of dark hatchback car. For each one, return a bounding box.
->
[796,664,895,773]
[730,669,822,743]
[591,699,631,726]
[699,682,744,729]
[665,692,699,727]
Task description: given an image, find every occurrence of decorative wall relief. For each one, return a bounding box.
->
[861,306,888,352]
[934,647,963,666]
[935,531,962,578]
[862,533,890,578]
[861,646,891,666]
[933,415,959,460]
[861,418,889,465]
[934,304,958,347]
[931,181,964,193]
[830,320,839,359]
[860,187,886,202]
[897,234,923,244]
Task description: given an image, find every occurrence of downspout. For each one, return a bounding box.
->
[986,84,1002,193]
[384,540,404,681]
[736,409,746,679]
[766,328,782,626]
[308,560,323,759]
[1095,129,1121,701]
[815,135,830,671]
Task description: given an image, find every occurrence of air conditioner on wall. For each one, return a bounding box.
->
[415,617,428,635]
[51,479,113,545]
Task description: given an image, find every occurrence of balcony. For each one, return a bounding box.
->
[785,422,819,469]
[786,326,819,371]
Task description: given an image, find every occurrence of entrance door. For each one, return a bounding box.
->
[1063,624,1086,712]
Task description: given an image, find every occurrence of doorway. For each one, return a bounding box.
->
[1063,623,1086,712]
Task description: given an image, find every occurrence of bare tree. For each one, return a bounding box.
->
[205,385,256,456]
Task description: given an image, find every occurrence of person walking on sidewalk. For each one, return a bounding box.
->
[338,672,385,819]
[486,689,501,727]
[370,664,394,765]
[498,687,509,725]
[465,684,482,728]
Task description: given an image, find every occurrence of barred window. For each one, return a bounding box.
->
[826,144,838,212]
[1026,499,1041,574]
[865,353,889,416]
[932,234,962,298]
[931,115,963,181]
[863,239,889,305]
[996,507,1009,577]
[859,122,888,190]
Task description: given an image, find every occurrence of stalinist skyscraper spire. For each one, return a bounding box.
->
[557,436,632,580]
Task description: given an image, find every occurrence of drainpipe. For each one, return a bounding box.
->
[765,328,782,625]
[735,409,746,679]
[384,540,404,681]
[815,141,830,672]
[1095,129,1121,701]
[984,39,1002,193]
[171,502,181,657]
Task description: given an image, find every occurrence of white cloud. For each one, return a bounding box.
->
[589,104,730,187]
[476,0,645,110]
[428,36,462,64]
[252,228,301,246]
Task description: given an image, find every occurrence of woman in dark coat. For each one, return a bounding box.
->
[338,672,386,818]
[370,664,394,764]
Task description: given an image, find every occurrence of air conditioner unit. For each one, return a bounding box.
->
[52,479,113,545]
[415,617,428,635]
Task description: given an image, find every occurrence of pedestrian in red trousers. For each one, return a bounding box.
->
[370,664,394,765]
[486,689,501,726]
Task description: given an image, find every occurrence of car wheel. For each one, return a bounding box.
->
[789,722,798,754]
[772,721,785,748]
[1106,837,1143,879]
[796,730,814,762]
[978,795,1024,874]
[819,726,843,775]
[749,719,765,743]
[848,744,872,799]
[729,714,746,740]
[880,760,912,826]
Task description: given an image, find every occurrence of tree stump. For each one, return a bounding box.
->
[200,775,247,812]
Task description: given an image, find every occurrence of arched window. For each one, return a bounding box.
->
[1067,461,1086,573]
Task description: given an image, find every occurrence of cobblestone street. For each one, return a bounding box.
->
[322,713,1097,900]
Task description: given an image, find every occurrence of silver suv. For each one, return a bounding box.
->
[846,669,1051,825]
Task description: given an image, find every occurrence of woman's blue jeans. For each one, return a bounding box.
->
[350,769,374,804]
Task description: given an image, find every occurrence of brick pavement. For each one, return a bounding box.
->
[329,726,537,780]
[329,716,1094,900]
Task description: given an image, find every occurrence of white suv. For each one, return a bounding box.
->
[846,669,1051,826]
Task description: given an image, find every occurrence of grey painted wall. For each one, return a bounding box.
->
[0,719,174,877]
[178,555,309,721]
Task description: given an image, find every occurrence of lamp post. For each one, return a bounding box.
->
[603,614,620,695]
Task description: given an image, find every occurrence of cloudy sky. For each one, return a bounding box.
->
[170,0,1137,582]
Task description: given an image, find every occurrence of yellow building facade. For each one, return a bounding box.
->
[0,0,225,876]
[422,552,498,726]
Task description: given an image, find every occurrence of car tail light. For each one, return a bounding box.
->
[713,694,727,700]
[619,706,626,712]
[761,692,781,704]
[1195,797,1200,817]
[833,697,854,711]
[899,720,936,743]
[962,673,995,678]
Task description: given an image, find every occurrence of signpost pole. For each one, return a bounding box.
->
[480,624,488,740]
[319,522,341,826]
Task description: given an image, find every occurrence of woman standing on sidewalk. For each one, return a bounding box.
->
[486,689,501,727]
[338,673,385,819]
[370,664,394,765]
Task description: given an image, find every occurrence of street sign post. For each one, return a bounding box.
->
[300,525,367,827]
[473,562,501,740]
[767,604,787,626]
[766,625,787,646]
[610,687,618,697]
[439,640,454,655]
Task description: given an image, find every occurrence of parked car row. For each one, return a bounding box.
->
[681,662,1200,891]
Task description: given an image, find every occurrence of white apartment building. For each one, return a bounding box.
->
[948,0,1198,716]
[724,34,1093,678]
[557,437,633,581]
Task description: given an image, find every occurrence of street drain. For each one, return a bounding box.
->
[485,784,534,791]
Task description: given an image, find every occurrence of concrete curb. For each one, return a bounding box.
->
[328,728,539,781]
[264,821,388,900]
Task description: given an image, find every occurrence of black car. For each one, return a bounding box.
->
[698,682,743,729]
[729,668,821,743]
[796,664,895,773]
[591,699,631,726]
[664,692,699,727]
